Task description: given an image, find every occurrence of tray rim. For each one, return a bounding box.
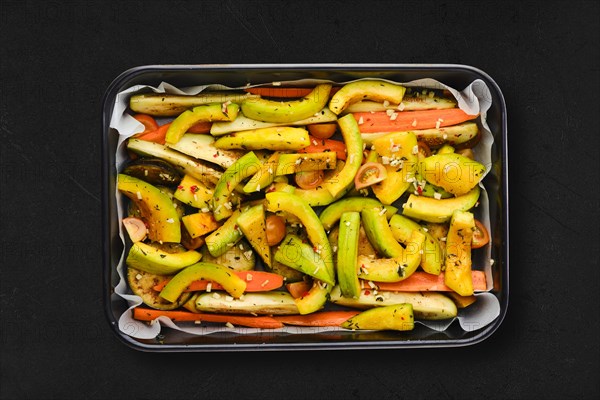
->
[102,63,509,352]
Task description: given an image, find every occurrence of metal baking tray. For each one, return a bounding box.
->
[102,64,508,351]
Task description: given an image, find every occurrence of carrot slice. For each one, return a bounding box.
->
[132,308,283,329]
[133,122,171,144]
[245,87,340,98]
[298,136,347,160]
[354,109,478,133]
[152,270,284,293]
[187,121,212,134]
[362,271,487,292]
[133,114,159,133]
[274,311,361,327]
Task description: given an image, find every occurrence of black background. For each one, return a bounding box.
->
[1,1,598,399]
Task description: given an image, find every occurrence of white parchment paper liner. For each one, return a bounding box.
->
[110,78,500,340]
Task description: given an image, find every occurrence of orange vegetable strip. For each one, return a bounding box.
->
[132,308,283,329]
[354,109,478,133]
[133,122,171,145]
[245,87,340,98]
[363,271,487,292]
[274,311,361,327]
[187,121,212,134]
[133,114,159,133]
[152,270,284,293]
[298,136,347,160]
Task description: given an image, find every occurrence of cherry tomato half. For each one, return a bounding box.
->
[472,219,490,249]
[354,162,387,190]
[294,170,324,190]
[307,123,337,139]
[265,214,286,246]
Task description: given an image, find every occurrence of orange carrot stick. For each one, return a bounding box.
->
[132,308,283,329]
[133,122,171,144]
[133,114,159,133]
[152,270,284,293]
[354,108,478,133]
[244,87,340,98]
[274,311,361,327]
[298,136,347,160]
[362,271,487,292]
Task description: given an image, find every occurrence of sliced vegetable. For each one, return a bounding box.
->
[343,92,457,113]
[187,121,212,134]
[276,152,337,175]
[321,114,363,199]
[354,162,387,190]
[132,308,283,329]
[307,123,337,139]
[122,157,181,186]
[286,280,312,298]
[128,268,192,310]
[127,138,222,186]
[274,234,335,285]
[160,262,247,302]
[214,127,310,151]
[152,270,283,293]
[364,270,487,292]
[297,136,347,160]
[275,311,361,327]
[181,212,219,238]
[173,174,214,209]
[360,122,480,148]
[117,174,181,243]
[237,204,272,267]
[389,214,443,275]
[265,214,286,246]
[341,303,414,331]
[420,153,486,196]
[201,239,255,271]
[294,170,324,190]
[126,241,202,275]
[330,286,457,320]
[133,114,159,133]
[244,86,340,98]
[295,280,331,315]
[329,80,406,115]
[444,210,476,296]
[133,122,170,145]
[166,133,244,169]
[122,217,148,242]
[241,84,332,123]
[371,131,418,205]
[402,186,480,223]
[337,212,361,298]
[319,197,397,231]
[472,219,490,249]
[265,192,334,279]
[166,102,239,144]
[212,151,261,221]
[195,291,298,315]
[129,92,257,117]
[354,108,478,133]
[210,108,338,136]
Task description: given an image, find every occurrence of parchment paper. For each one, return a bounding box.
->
[110,78,501,339]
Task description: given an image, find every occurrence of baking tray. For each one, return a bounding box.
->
[102,64,509,351]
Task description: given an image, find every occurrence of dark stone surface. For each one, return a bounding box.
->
[0,1,598,399]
